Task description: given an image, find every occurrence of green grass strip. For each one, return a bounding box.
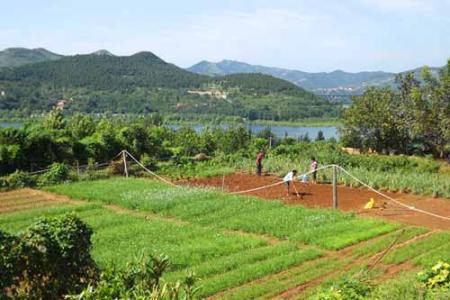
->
[382,231,450,265]
[165,242,298,282]
[351,227,429,258]
[221,257,346,300]
[198,247,323,297]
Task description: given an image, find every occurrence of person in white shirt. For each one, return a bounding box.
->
[283,169,297,197]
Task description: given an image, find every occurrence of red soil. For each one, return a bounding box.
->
[183,173,450,230]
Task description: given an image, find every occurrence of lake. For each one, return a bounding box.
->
[168,124,339,140]
[0,121,23,128]
[0,121,339,140]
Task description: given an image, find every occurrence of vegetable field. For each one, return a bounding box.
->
[1,178,449,298]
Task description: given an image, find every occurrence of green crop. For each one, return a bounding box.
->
[46,178,398,250]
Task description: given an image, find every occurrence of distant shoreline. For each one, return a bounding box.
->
[0,115,341,128]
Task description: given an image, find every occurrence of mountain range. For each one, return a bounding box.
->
[187,60,440,95]
[0,48,339,120]
[0,47,440,97]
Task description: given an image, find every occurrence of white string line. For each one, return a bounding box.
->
[230,165,334,195]
[337,165,450,221]
[28,162,111,175]
[123,150,179,188]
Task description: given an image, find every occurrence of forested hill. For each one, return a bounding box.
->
[0,48,62,68]
[0,52,207,89]
[0,51,340,120]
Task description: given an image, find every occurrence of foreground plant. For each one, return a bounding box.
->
[418,261,450,291]
[68,254,198,300]
[0,214,97,299]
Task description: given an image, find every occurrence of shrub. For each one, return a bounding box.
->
[68,254,198,300]
[315,277,372,300]
[40,162,70,185]
[6,170,36,189]
[0,214,97,299]
[418,261,450,289]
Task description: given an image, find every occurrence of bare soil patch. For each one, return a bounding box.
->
[0,188,83,214]
[183,173,450,230]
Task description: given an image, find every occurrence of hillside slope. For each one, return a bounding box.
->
[0,48,63,68]
[0,52,340,120]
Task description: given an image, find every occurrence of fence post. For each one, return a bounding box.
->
[123,151,129,178]
[332,165,338,209]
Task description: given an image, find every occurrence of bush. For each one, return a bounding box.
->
[418,261,450,289]
[315,277,372,300]
[40,162,70,185]
[0,214,97,299]
[6,170,36,189]
[67,254,198,300]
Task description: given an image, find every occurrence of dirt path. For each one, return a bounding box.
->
[183,173,450,230]
[0,188,84,214]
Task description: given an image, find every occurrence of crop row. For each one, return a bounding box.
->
[46,178,399,250]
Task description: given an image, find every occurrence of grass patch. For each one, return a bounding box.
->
[221,257,347,300]
[382,231,450,266]
[198,247,323,297]
[351,227,429,258]
[0,204,266,270]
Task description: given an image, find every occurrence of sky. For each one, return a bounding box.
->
[1,0,449,72]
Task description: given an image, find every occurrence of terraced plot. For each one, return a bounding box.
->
[1,178,449,298]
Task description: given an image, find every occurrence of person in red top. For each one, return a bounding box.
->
[256,150,265,176]
[310,157,318,184]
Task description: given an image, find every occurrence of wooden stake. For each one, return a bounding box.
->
[123,151,129,178]
[332,165,338,209]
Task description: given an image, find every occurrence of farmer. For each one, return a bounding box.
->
[283,169,297,196]
[310,157,318,184]
[256,150,265,176]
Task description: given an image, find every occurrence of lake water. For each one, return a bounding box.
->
[0,121,22,128]
[0,121,339,140]
[169,124,339,140]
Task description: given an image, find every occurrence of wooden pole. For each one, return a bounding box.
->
[332,165,338,209]
[123,151,129,178]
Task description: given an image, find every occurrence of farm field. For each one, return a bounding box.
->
[1,178,450,298]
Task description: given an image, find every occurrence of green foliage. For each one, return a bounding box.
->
[315,277,372,300]
[0,214,97,299]
[40,162,70,185]
[418,261,450,289]
[68,255,198,300]
[342,60,450,157]
[5,170,36,189]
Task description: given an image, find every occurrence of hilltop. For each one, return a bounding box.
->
[188,59,442,96]
[0,47,63,68]
[0,51,339,120]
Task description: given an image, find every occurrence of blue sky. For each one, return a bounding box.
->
[1,0,449,72]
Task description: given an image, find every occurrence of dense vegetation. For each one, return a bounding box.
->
[1,110,449,197]
[342,60,450,158]
[0,52,340,120]
[0,213,198,299]
[0,214,97,298]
